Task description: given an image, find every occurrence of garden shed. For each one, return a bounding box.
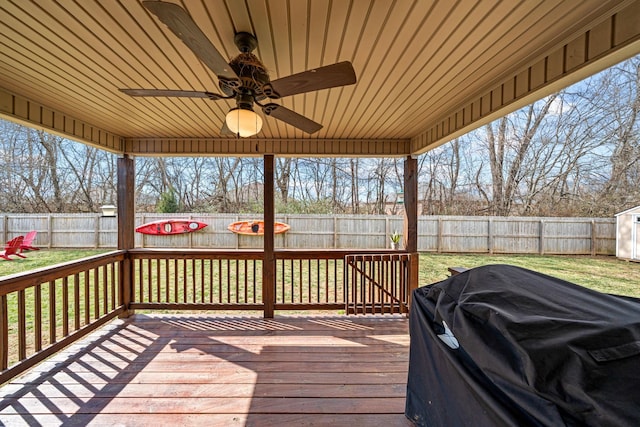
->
[616,205,640,261]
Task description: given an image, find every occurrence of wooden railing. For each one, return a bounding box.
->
[128,249,264,311]
[0,251,126,384]
[127,249,408,312]
[345,253,411,314]
[274,250,349,310]
[1,248,412,384]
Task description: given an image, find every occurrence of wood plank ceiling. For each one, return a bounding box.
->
[1,0,640,157]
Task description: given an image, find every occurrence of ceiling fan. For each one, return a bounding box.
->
[120,1,357,137]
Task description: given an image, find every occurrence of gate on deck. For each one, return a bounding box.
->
[344,253,411,315]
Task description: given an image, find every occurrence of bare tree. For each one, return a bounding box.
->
[275,158,292,204]
[480,94,558,215]
[2,55,639,217]
[592,57,640,213]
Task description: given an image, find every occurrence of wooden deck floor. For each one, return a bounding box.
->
[0,314,413,426]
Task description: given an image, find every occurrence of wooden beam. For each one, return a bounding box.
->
[263,154,275,318]
[117,155,135,250]
[117,155,135,317]
[403,157,418,253]
[403,156,419,311]
[125,138,411,157]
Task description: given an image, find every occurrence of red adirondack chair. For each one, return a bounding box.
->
[19,230,39,252]
[1,236,27,260]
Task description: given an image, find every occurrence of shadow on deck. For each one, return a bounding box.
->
[0,315,412,426]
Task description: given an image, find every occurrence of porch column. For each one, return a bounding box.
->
[263,154,275,318]
[403,156,419,310]
[117,155,135,317]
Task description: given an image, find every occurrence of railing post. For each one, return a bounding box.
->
[0,295,8,370]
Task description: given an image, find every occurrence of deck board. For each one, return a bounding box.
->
[0,314,413,426]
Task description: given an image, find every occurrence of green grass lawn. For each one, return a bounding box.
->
[1,249,110,277]
[3,249,639,297]
[418,253,640,297]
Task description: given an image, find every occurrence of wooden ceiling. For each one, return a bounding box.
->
[1,0,640,157]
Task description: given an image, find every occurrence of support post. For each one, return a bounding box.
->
[263,154,275,318]
[403,156,419,310]
[117,155,135,317]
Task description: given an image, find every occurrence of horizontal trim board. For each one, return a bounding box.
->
[126,138,412,158]
[0,88,124,153]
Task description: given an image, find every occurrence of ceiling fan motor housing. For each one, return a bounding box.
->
[220,53,270,100]
[219,32,270,100]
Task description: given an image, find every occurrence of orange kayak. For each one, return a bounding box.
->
[227,220,290,235]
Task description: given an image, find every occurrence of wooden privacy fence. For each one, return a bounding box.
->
[0,213,616,255]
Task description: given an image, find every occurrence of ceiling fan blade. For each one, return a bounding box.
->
[262,104,322,134]
[264,61,356,99]
[142,1,239,85]
[119,88,227,100]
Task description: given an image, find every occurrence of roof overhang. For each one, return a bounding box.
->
[1,0,639,157]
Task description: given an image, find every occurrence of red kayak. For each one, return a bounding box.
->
[135,219,208,235]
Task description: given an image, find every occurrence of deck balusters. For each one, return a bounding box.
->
[0,251,125,384]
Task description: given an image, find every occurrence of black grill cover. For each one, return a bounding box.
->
[405,264,640,426]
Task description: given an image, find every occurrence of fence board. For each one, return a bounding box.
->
[0,214,616,255]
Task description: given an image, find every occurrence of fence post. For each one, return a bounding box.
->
[1,214,6,243]
[488,217,494,254]
[95,214,100,249]
[437,217,443,253]
[539,219,545,255]
[284,215,289,249]
[385,217,390,249]
[48,214,53,248]
[235,214,240,250]
[591,219,596,256]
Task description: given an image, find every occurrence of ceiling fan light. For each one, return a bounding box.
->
[225,107,263,137]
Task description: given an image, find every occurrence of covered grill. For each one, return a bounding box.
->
[405,264,640,426]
